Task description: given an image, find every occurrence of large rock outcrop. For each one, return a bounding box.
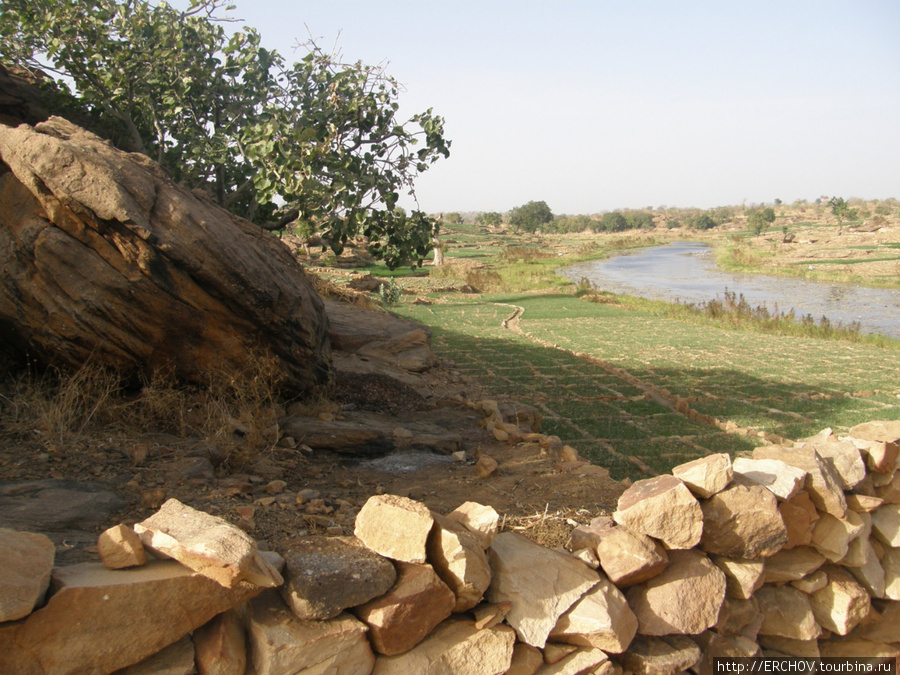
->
[0,117,331,393]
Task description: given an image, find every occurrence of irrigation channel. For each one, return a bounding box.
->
[562,241,900,340]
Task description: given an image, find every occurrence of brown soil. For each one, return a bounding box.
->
[0,357,627,563]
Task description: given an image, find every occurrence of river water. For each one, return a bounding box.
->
[562,242,900,340]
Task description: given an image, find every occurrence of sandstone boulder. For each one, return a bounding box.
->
[371,620,515,675]
[620,635,702,675]
[192,609,247,675]
[802,436,866,490]
[763,547,827,584]
[882,548,900,600]
[810,510,865,562]
[755,584,821,641]
[427,512,492,612]
[0,528,55,622]
[626,549,726,636]
[97,523,147,570]
[507,643,544,675]
[732,457,807,500]
[487,532,598,648]
[445,501,500,549]
[118,635,195,675]
[0,117,331,394]
[549,575,638,653]
[871,503,900,547]
[134,498,282,588]
[671,453,733,498]
[779,491,819,549]
[752,445,847,517]
[279,535,397,620]
[354,562,455,656]
[700,480,787,559]
[537,647,610,675]
[713,556,765,600]
[0,560,262,673]
[354,494,434,563]
[809,565,872,635]
[613,474,703,549]
[595,524,669,587]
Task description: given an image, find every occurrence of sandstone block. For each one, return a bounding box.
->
[279,535,396,620]
[870,503,900,547]
[0,528,54,623]
[712,556,765,600]
[809,565,871,636]
[135,498,282,588]
[732,457,806,500]
[487,531,598,648]
[757,635,819,657]
[700,481,787,559]
[693,633,761,675]
[427,512,492,612]
[818,639,900,658]
[792,570,828,594]
[620,635,702,675]
[549,574,637,654]
[804,437,866,490]
[354,562,455,656]
[848,600,900,643]
[875,470,900,504]
[880,548,900,600]
[849,420,900,445]
[117,635,194,675]
[354,494,434,563]
[626,549,726,636]
[863,441,900,474]
[537,647,610,675]
[595,523,668,587]
[506,643,543,675]
[671,452,733,498]
[613,474,703,549]
[445,501,499,549]
[755,584,821,641]
[846,493,884,513]
[848,541,886,599]
[192,609,247,675]
[752,445,846,517]
[371,620,515,675]
[838,511,872,567]
[779,491,819,549]
[763,546,826,584]
[98,523,147,570]
[247,591,374,675]
[567,515,614,551]
[716,596,762,638]
[0,560,261,674]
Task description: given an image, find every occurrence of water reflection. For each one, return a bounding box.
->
[562,242,900,339]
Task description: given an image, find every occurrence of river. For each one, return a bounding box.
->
[561,242,900,340]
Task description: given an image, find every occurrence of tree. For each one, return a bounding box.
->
[475,211,503,227]
[828,197,857,236]
[598,211,627,232]
[507,201,553,233]
[0,0,450,268]
[747,207,776,236]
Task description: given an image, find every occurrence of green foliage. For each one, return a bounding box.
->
[747,207,776,236]
[597,211,627,232]
[547,214,594,233]
[691,213,718,230]
[508,200,553,233]
[377,278,403,306]
[444,212,464,225]
[829,197,858,233]
[475,211,503,227]
[1,0,450,269]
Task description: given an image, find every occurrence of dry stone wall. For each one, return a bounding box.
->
[2,420,900,673]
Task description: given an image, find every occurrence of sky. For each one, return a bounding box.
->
[197,1,899,215]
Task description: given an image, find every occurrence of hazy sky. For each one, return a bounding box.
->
[209,1,899,215]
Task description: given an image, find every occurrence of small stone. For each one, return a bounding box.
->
[613,474,703,550]
[192,609,247,675]
[809,565,871,636]
[763,547,826,584]
[97,523,147,570]
[506,643,544,675]
[596,524,668,587]
[672,452,733,498]
[475,454,499,478]
[871,503,900,547]
[0,528,55,622]
[792,570,828,594]
[779,491,819,549]
[354,494,434,563]
[713,556,765,600]
[549,575,637,654]
[445,501,500,550]
[264,479,287,494]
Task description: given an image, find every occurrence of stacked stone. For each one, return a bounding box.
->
[2,420,899,673]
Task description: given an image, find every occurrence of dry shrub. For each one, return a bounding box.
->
[465,268,503,292]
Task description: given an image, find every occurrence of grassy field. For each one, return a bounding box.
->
[375,210,900,480]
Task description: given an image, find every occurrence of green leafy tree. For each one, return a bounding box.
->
[475,211,503,227]
[691,213,718,230]
[508,201,553,233]
[828,197,858,235]
[1,0,450,268]
[598,211,627,232]
[747,207,776,236]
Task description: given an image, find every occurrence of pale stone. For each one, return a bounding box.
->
[848,541,886,598]
[568,516,613,551]
[811,510,864,562]
[542,642,577,664]
[0,560,261,674]
[445,501,499,549]
[862,441,900,474]
[98,523,147,570]
[427,512,492,612]
[193,609,247,675]
[118,635,194,675]
[595,524,668,587]
[279,535,396,620]
[712,556,765,600]
[871,503,900,547]
[846,493,884,513]
[247,591,374,675]
[757,635,820,657]
[476,454,499,477]
[803,437,866,490]
[881,548,900,600]
[572,547,599,569]
[626,549,726,636]
[732,457,806,500]
[371,620,515,675]
[537,647,610,675]
[849,420,900,445]
[486,532,598,648]
[620,635,702,675]
[792,570,828,594]
[700,481,787,559]
[354,562,455,656]
[755,584,821,640]
[693,633,761,675]
[134,498,282,588]
[549,575,637,654]
[354,494,434,563]
[763,546,826,583]
[838,511,873,567]
[809,565,871,636]
[613,474,703,549]
[506,643,543,675]
[716,596,761,638]
[473,601,512,630]
[0,528,54,622]
[752,445,847,517]
[779,491,819,549]
[818,639,900,657]
[876,470,900,504]
[671,452,733,498]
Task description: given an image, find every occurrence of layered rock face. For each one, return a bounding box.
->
[0,117,331,394]
[4,422,900,673]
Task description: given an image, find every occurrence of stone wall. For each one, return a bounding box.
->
[2,420,899,674]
